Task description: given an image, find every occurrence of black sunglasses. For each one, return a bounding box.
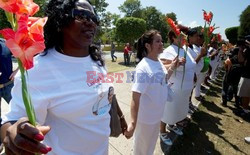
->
[72,9,100,26]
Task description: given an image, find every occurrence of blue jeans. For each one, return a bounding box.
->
[0,83,13,103]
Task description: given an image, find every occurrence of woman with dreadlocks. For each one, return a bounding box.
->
[1,0,121,154]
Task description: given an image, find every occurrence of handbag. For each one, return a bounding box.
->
[109,94,123,137]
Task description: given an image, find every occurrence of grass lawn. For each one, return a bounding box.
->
[168,71,250,155]
[105,57,136,73]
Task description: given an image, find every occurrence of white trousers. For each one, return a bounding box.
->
[194,72,207,97]
[133,121,160,155]
[210,62,219,79]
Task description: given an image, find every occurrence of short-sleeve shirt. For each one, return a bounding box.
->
[132,57,169,124]
[3,48,112,154]
[159,44,196,90]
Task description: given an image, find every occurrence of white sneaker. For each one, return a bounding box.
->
[160,133,173,145]
[245,137,250,143]
[167,124,183,136]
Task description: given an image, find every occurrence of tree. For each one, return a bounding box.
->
[34,0,47,17]
[140,7,169,42]
[166,12,177,23]
[116,17,146,44]
[225,26,239,45]
[238,5,250,37]
[118,0,141,17]
[111,13,120,26]
[90,0,108,17]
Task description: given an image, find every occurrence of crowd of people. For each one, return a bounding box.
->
[0,0,249,154]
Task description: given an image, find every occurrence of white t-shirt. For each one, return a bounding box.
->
[188,45,204,74]
[132,57,169,124]
[209,47,219,68]
[3,48,112,155]
[159,44,196,90]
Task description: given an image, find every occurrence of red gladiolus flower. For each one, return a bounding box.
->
[203,10,209,22]
[208,12,213,22]
[0,0,19,13]
[17,0,39,16]
[0,15,47,70]
[203,10,213,24]
[217,33,222,42]
[0,0,38,15]
[208,26,215,36]
[166,17,180,36]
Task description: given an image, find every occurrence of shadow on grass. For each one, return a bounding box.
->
[228,106,250,123]
[206,84,221,98]
[166,109,248,155]
[166,111,223,155]
[201,99,226,115]
[163,70,248,155]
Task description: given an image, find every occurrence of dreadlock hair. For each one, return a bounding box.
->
[136,30,160,62]
[43,0,104,66]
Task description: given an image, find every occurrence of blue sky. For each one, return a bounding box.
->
[105,0,250,41]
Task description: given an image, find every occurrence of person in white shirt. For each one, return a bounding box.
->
[159,27,196,145]
[1,0,116,154]
[208,42,219,80]
[124,30,181,155]
[186,29,207,101]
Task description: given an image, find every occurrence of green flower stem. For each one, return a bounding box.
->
[4,12,17,30]
[175,36,182,77]
[17,59,36,127]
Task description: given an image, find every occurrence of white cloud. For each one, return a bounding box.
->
[178,20,182,24]
[187,21,200,28]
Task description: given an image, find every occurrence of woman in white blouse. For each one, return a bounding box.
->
[159,27,196,145]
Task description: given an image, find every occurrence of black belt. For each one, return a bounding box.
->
[0,81,13,89]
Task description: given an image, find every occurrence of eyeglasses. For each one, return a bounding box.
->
[72,9,100,26]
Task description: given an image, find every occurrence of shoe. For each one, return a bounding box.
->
[167,124,183,136]
[189,103,197,111]
[204,81,211,87]
[221,101,227,107]
[188,109,194,114]
[195,96,202,101]
[160,133,173,145]
[239,109,250,116]
[245,137,250,143]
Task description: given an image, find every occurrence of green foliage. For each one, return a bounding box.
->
[34,0,46,17]
[119,0,141,17]
[225,26,239,44]
[166,12,177,23]
[102,44,124,52]
[238,5,250,37]
[140,7,169,42]
[90,0,108,16]
[0,10,11,29]
[116,17,146,44]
